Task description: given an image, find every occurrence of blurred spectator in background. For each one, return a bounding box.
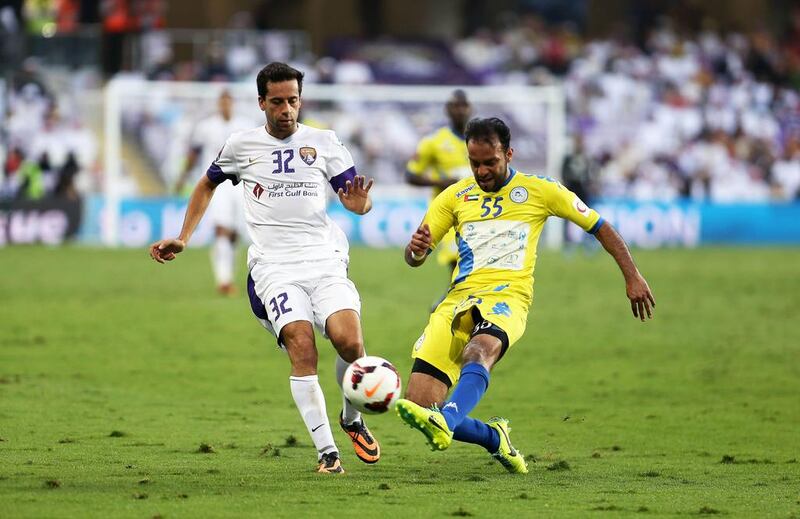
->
[2,68,97,201]
[562,133,598,246]
[18,103,95,200]
[102,0,165,77]
[6,60,51,152]
[198,42,232,82]
[0,3,24,71]
[561,133,596,206]
[406,89,473,292]
[173,90,251,194]
[173,90,253,295]
[22,0,57,36]
[5,0,800,204]
[772,137,800,200]
[101,0,134,77]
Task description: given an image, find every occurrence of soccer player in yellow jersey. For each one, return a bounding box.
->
[406,90,473,279]
[396,118,656,474]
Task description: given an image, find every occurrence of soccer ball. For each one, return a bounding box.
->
[343,356,402,414]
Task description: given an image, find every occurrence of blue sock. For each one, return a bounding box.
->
[440,362,490,431]
[453,417,500,452]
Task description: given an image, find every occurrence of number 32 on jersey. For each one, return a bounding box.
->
[271,149,295,174]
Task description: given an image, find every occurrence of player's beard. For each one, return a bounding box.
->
[477,164,508,192]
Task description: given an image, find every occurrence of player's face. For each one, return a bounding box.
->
[258,80,301,137]
[467,138,513,192]
[446,99,472,129]
[218,94,233,119]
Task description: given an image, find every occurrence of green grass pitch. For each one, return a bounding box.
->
[1,245,798,518]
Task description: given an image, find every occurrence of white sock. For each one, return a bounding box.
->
[336,355,362,425]
[289,375,337,458]
[211,236,234,286]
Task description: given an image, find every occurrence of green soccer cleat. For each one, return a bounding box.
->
[396,399,453,451]
[487,417,528,474]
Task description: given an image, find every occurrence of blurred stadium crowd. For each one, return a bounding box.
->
[1,70,99,201]
[2,1,800,202]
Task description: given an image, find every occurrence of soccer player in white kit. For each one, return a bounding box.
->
[149,63,380,474]
[173,90,253,296]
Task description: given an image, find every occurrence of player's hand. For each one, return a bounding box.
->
[338,175,374,214]
[626,273,655,321]
[149,238,186,264]
[408,223,432,258]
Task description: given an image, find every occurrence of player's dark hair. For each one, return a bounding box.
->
[464,117,511,151]
[257,62,304,98]
[448,89,469,103]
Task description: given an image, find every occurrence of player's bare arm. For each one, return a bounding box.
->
[149,175,217,263]
[405,223,432,267]
[594,222,656,321]
[337,174,374,215]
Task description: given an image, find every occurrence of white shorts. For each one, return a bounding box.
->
[246,258,361,346]
[210,181,244,232]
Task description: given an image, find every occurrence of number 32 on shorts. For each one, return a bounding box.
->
[269,292,292,320]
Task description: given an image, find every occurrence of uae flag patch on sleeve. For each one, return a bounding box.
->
[464,194,480,202]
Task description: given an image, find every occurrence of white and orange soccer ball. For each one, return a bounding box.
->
[343,356,402,414]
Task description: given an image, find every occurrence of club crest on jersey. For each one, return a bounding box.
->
[299,147,317,165]
[510,186,528,203]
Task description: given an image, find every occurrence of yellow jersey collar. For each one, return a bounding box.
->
[501,167,517,188]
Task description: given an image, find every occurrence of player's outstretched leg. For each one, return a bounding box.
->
[396,399,453,451]
[438,362,491,432]
[398,362,496,453]
[486,417,528,474]
[328,311,381,464]
[452,415,499,451]
[336,355,380,463]
[451,416,527,473]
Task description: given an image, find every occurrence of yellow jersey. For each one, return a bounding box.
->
[422,168,604,307]
[406,126,472,198]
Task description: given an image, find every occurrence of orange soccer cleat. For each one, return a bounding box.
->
[339,413,381,464]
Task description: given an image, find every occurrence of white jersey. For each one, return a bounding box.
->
[191,114,254,181]
[207,123,357,266]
